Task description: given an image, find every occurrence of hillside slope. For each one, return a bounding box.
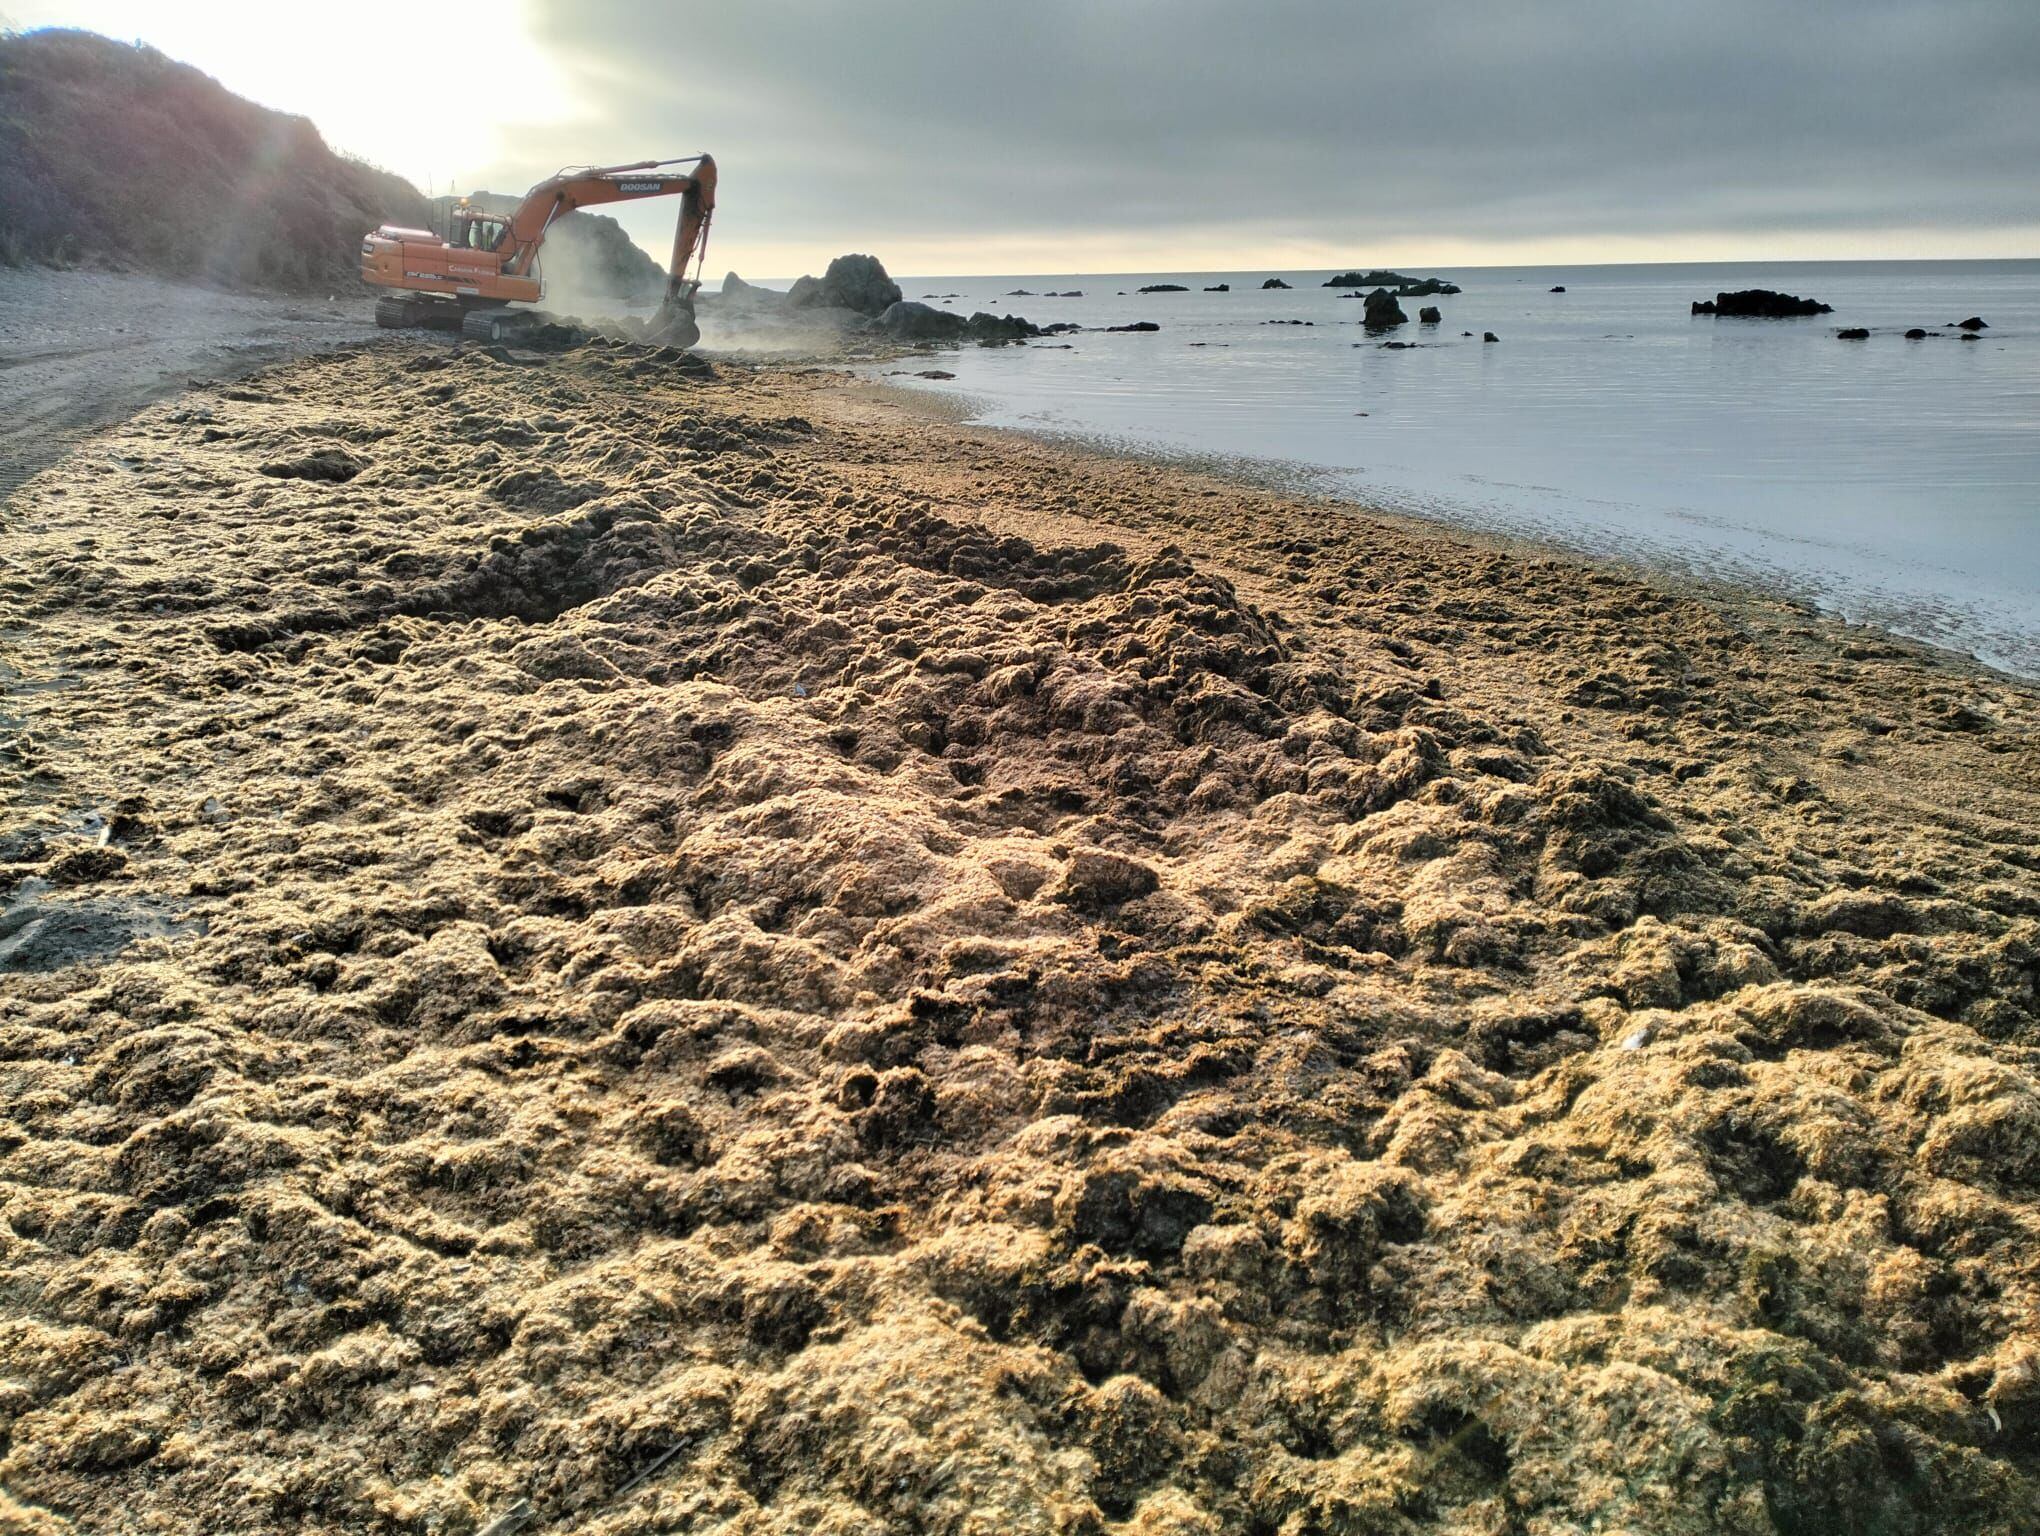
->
[0,29,431,290]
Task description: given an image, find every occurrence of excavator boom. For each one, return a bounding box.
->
[361,154,716,347]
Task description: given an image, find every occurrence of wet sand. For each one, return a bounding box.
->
[3,336,2037,1534]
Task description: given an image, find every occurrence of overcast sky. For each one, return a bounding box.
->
[13,0,2039,275]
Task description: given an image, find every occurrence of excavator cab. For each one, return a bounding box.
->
[449,209,509,254]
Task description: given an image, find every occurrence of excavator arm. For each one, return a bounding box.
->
[502,155,716,339]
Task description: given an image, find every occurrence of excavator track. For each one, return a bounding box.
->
[376,294,465,332]
[461,307,539,345]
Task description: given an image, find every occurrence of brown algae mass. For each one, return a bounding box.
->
[2,338,2037,1534]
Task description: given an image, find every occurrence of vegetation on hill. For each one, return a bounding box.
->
[0,28,432,289]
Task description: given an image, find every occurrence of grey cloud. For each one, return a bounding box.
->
[517,0,2039,258]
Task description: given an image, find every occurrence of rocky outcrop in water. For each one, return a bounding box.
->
[1419,306,1442,324]
[877,303,1044,344]
[878,301,965,341]
[1691,289,1833,317]
[1262,278,1291,289]
[1363,289,1408,329]
[788,254,904,316]
[1139,284,1189,294]
[1326,270,1461,296]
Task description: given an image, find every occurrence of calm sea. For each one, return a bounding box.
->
[853,260,2040,677]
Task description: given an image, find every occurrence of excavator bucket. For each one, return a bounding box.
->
[646,294,701,350]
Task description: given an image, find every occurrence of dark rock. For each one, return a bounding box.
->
[1362,288,1407,329]
[1692,289,1833,318]
[1106,321,1161,332]
[1051,290,1084,297]
[1550,285,1567,293]
[1418,306,1442,324]
[1261,278,1291,289]
[1325,270,1460,295]
[876,300,966,341]
[1960,332,1980,340]
[1004,289,1036,296]
[715,272,791,311]
[1204,283,1230,292]
[1483,332,1499,343]
[1836,327,1870,340]
[965,311,1039,343]
[915,370,956,380]
[1138,284,1188,294]
[1904,328,1928,339]
[788,254,902,316]
[1956,316,1988,330]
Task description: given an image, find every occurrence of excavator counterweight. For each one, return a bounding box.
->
[361,154,716,348]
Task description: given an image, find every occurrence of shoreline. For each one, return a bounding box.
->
[3,340,2037,1533]
[864,369,2040,687]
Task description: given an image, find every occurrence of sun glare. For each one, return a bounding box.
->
[11,0,579,187]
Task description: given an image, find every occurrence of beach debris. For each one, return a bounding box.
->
[259,448,366,483]
[1622,1026,1653,1051]
[1691,289,1832,316]
[1262,277,1291,288]
[1054,847,1159,908]
[609,1440,693,1503]
[1837,327,1870,340]
[474,1501,536,1536]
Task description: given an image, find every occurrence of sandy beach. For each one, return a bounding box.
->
[4,336,2037,1533]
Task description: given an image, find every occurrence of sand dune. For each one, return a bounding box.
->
[3,337,2037,1533]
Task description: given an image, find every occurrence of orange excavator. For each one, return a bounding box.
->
[361,154,716,347]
